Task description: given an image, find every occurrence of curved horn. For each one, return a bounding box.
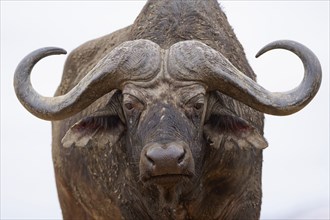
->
[14,40,161,121]
[168,40,322,116]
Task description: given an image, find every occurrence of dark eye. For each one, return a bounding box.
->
[124,102,134,111]
[123,101,144,112]
[184,94,205,112]
[123,94,144,113]
[193,102,204,111]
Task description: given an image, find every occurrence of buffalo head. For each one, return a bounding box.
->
[14,39,321,194]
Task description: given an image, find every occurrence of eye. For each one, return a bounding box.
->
[124,102,134,111]
[184,94,205,112]
[193,102,204,111]
[123,94,144,112]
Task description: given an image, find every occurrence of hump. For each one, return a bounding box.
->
[130,0,256,79]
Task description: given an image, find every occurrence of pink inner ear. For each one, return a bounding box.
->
[73,118,100,132]
[231,119,250,132]
[61,116,124,148]
[73,116,121,132]
[207,114,251,133]
[61,118,102,148]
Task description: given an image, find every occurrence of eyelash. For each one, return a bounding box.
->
[77,116,121,131]
[206,114,249,132]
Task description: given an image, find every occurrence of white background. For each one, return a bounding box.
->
[1,1,329,219]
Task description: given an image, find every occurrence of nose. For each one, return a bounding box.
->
[140,142,195,182]
[146,144,186,172]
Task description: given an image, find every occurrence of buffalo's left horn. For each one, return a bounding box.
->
[14,40,161,120]
[168,40,322,116]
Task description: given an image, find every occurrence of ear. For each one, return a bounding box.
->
[204,124,268,150]
[204,93,268,150]
[61,91,125,148]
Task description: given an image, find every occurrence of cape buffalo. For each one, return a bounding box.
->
[14,0,322,219]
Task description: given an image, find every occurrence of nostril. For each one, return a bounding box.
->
[145,153,155,165]
[177,149,186,164]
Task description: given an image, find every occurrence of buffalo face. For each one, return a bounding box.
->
[122,83,207,189]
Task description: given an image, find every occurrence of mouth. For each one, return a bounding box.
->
[143,174,192,187]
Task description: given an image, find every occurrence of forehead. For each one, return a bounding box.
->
[122,81,206,101]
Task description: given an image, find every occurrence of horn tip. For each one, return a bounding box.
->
[47,47,67,55]
[255,47,267,58]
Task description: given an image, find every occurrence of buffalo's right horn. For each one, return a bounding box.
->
[14,40,161,121]
[168,40,322,116]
